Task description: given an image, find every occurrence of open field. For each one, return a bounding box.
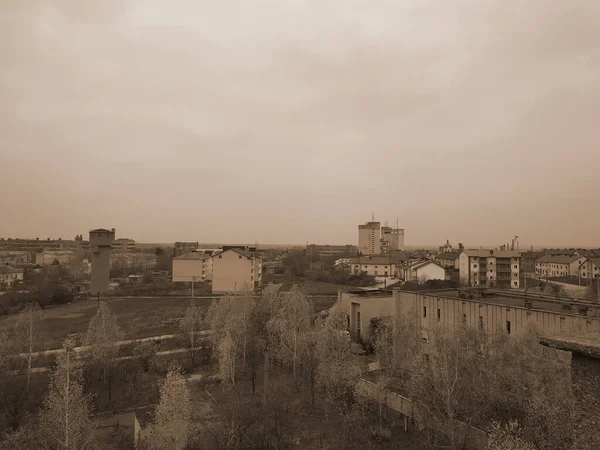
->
[0,293,337,351]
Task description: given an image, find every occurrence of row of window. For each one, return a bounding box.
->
[423,305,512,334]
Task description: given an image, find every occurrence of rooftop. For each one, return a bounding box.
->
[173,252,210,261]
[348,255,400,265]
[435,252,460,261]
[540,333,600,358]
[536,254,584,264]
[463,249,521,258]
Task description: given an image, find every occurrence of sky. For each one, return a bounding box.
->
[1,0,599,248]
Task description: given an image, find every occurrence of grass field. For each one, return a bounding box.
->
[0,292,337,351]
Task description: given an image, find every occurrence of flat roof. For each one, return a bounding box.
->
[405,288,594,315]
[540,334,600,358]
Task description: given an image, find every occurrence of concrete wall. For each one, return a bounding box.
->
[172,258,209,282]
[339,292,398,342]
[212,250,256,293]
[396,290,600,338]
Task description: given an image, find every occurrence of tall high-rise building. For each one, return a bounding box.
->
[90,228,115,295]
[381,226,405,252]
[358,221,381,255]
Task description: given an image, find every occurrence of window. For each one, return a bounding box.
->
[506,320,511,335]
[514,265,518,269]
[437,309,441,321]
[473,264,478,268]
[462,313,467,323]
[218,255,222,259]
[513,281,518,287]
[479,316,484,329]
[375,266,378,268]
[239,255,242,259]
[423,306,427,318]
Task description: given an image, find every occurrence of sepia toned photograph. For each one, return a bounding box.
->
[1,1,599,449]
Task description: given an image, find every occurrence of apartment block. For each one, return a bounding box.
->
[172,252,213,282]
[0,251,32,265]
[112,238,136,252]
[459,250,521,288]
[36,250,76,266]
[381,226,405,252]
[0,265,24,287]
[306,244,358,259]
[212,248,262,294]
[576,257,600,280]
[358,222,381,255]
[535,255,587,277]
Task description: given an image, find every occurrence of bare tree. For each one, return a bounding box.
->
[38,336,96,450]
[13,302,43,387]
[486,421,536,450]
[83,302,124,406]
[267,285,313,379]
[314,305,362,411]
[144,366,192,450]
[178,300,204,368]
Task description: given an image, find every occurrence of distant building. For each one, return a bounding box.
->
[112,238,136,252]
[438,240,454,253]
[579,258,600,280]
[172,252,213,283]
[111,253,157,271]
[434,251,460,269]
[535,255,587,278]
[90,228,115,295]
[306,244,358,259]
[381,226,405,252]
[459,249,521,288]
[0,251,32,265]
[35,250,75,266]
[520,251,546,273]
[0,237,87,251]
[0,265,24,287]
[174,242,199,257]
[348,255,400,278]
[212,248,262,294]
[358,221,381,255]
[402,260,446,282]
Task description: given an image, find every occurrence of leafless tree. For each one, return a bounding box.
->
[83,302,124,406]
[178,300,204,368]
[314,305,362,411]
[267,285,313,379]
[38,336,96,450]
[13,302,43,388]
[144,366,192,450]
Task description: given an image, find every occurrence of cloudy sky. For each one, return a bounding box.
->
[1,0,599,247]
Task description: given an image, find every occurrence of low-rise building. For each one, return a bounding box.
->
[459,249,521,288]
[174,241,200,257]
[578,258,600,280]
[338,288,600,344]
[112,238,136,252]
[111,253,157,271]
[172,252,213,283]
[0,250,32,265]
[535,255,587,278]
[35,250,76,266]
[306,244,358,258]
[212,248,262,293]
[347,255,400,278]
[402,260,446,282]
[434,251,460,269]
[520,251,546,273]
[0,265,24,287]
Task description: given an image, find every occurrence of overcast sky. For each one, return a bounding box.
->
[1,1,599,248]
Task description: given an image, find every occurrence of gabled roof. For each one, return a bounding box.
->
[435,252,460,261]
[173,252,210,261]
[536,254,585,264]
[411,260,445,271]
[348,255,398,265]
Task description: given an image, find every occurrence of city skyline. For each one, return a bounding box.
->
[2,1,599,247]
